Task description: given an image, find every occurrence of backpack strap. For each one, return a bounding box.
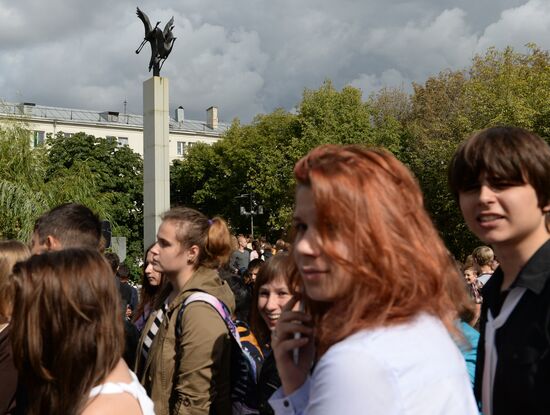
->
[175,291,257,378]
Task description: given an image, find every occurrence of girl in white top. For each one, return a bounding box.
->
[9,249,155,415]
[269,145,479,414]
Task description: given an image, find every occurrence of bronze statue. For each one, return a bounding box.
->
[136,7,176,76]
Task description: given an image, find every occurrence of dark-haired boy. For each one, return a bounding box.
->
[449,126,550,415]
[31,203,102,254]
[30,203,139,367]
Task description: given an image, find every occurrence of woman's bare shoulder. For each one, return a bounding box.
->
[82,360,143,415]
[83,393,143,415]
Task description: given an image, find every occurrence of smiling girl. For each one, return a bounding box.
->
[250,254,296,415]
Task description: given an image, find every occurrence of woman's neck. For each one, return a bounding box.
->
[167,266,196,296]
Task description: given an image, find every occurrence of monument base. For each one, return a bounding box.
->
[143,76,170,248]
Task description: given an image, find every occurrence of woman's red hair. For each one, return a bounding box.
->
[291,144,467,356]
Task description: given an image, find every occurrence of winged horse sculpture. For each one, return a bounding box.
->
[136,7,176,76]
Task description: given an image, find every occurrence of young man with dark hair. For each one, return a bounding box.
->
[31,203,102,254]
[449,126,550,415]
[30,203,139,367]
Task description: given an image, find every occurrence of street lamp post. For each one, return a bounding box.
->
[237,193,263,239]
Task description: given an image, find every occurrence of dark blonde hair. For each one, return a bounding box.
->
[291,144,468,356]
[161,207,232,269]
[250,254,292,347]
[472,246,494,267]
[10,249,124,415]
[0,240,31,318]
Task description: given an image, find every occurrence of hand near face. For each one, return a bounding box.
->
[271,296,315,396]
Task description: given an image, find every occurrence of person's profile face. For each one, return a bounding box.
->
[152,221,188,274]
[292,185,350,302]
[145,250,162,286]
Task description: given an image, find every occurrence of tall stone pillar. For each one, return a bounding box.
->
[143,76,170,248]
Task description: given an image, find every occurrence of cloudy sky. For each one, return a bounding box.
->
[1,0,549,123]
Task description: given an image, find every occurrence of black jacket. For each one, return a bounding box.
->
[474,240,550,415]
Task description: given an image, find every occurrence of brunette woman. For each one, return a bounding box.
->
[9,249,154,415]
[133,244,169,332]
[270,145,478,414]
[0,240,30,414]
[249,254,294,415]
[135,207,235,415]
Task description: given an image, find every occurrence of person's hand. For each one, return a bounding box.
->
[271,296,315,396]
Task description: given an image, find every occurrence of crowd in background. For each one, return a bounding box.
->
[0,126,550,415]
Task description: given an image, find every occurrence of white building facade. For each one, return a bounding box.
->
[0,102,230,161]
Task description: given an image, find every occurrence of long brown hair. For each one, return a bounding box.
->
[291,144,468,356]
[161,207,232,269]
[10,249,124,415]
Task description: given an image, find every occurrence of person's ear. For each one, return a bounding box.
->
[187,245,200,264]
[45,235,63,251]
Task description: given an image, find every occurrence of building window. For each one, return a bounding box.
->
[63,132,74,138]
[117,137,129,147]
[33,130,45,147]
[177,141,187,155]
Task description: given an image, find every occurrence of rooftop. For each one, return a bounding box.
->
[0,102,231,134]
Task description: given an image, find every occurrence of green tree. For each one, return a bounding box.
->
[0,124,112,241]
[171,81,379,238]
[45,132,144,275]
[404,45,550,259]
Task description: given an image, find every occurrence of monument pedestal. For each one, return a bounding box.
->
[143,76,170,248]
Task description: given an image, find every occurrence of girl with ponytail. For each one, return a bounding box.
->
[135,207,235,415]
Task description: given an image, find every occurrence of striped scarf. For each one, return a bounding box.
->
[141,302,168,359]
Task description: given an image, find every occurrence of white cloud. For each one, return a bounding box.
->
[476,0,550,52]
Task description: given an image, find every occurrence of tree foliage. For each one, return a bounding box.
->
[0,127,143,279]
[171,45,550,259]
[0,126,112,241]
[46,132,144,275]
[171,80,384,238]
[4,45,549,263]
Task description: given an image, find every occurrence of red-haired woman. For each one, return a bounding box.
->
[270,145,478,414]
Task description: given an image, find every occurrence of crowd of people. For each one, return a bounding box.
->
[0,125,549,415]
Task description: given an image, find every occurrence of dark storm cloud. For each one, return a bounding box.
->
[0,0,548,122]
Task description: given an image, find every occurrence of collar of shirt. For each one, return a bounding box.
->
[482,239,550,316]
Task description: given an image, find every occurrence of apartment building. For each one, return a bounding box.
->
[0,102,230,161]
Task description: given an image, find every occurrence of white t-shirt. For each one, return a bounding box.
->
[270,313,478,415]
[89,369,155,415]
